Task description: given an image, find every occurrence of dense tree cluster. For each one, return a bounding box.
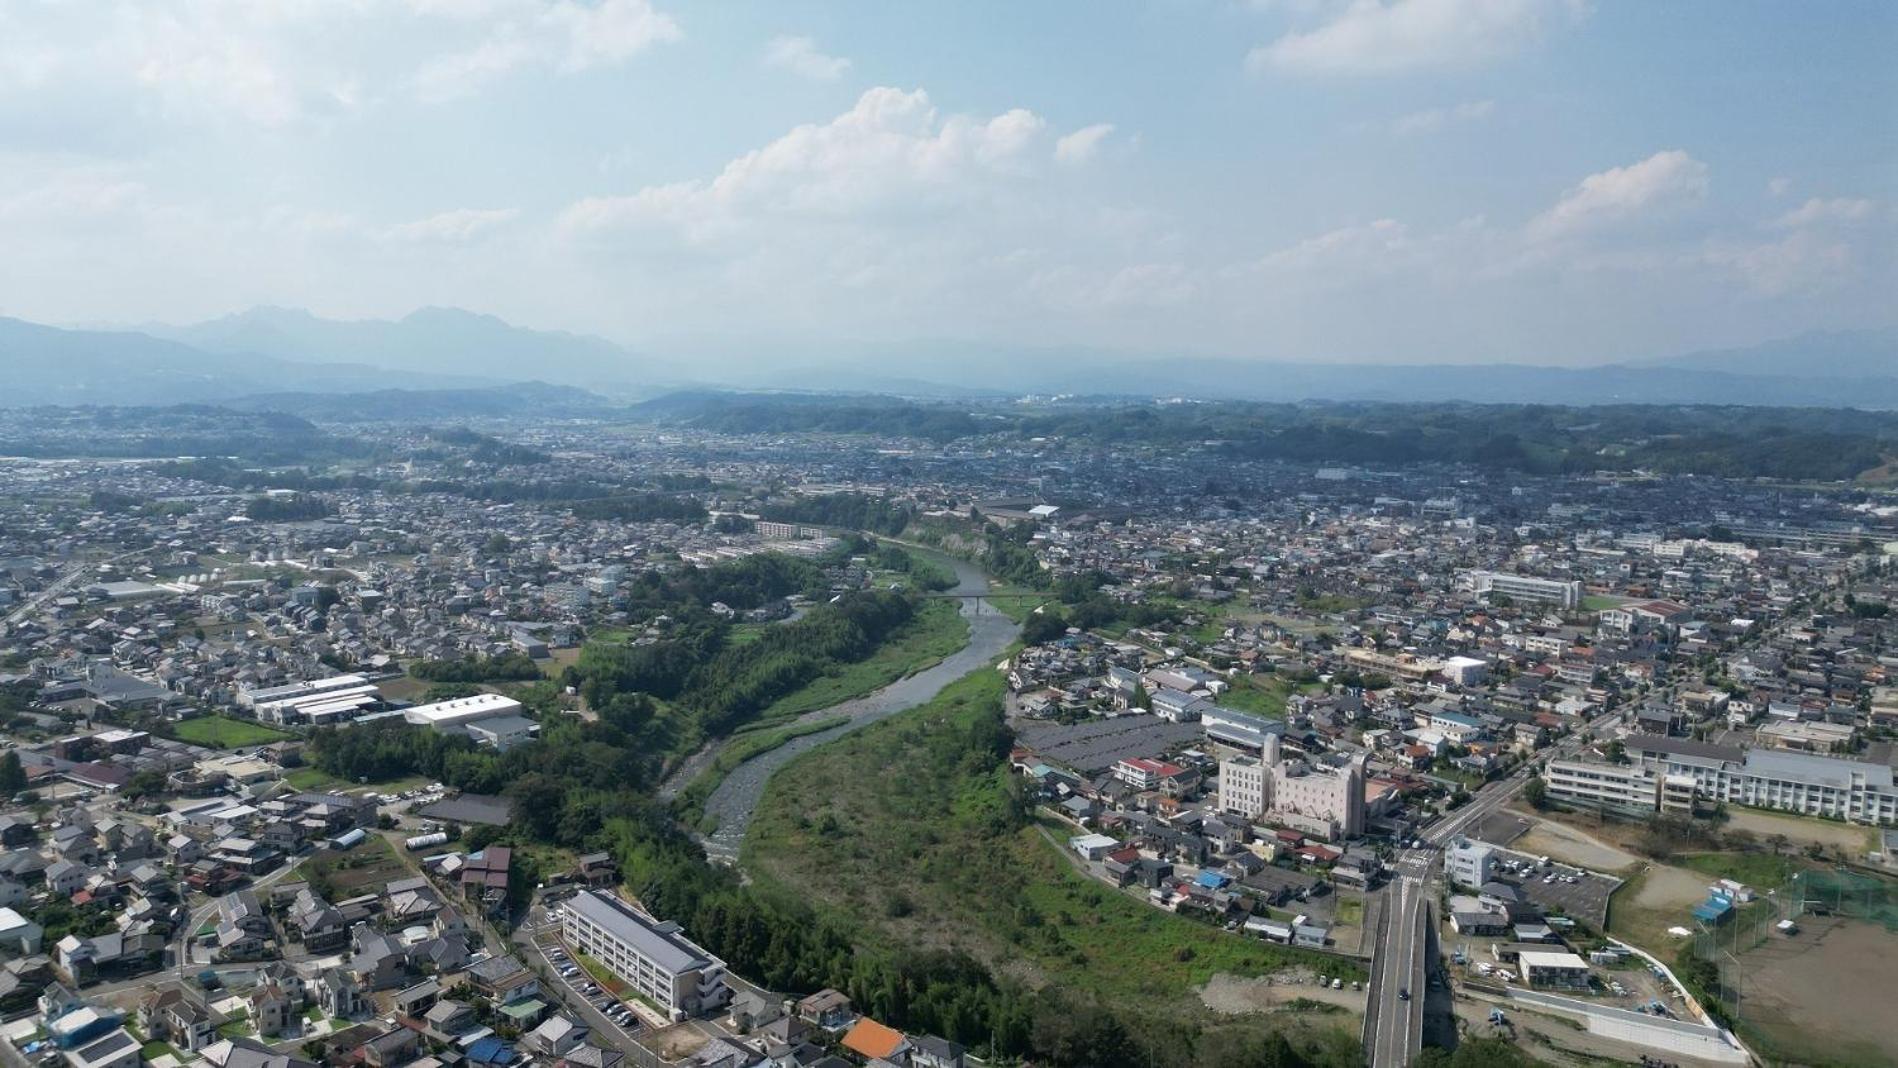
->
[407,652,543,683]
[979,523,1048,588]
[620,552,829,615]
[867,542,957,590]
[572,589,917,737]
[760,492,917,536]
[245,493,335,521]
[635,393,1898,481]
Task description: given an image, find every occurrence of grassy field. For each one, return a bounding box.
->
[171,714,293,748]
[746,664,1354,1020]
[283,766,429,793]
[1675,850,1810,889]
[290,835,413,898]
[1217,674,1321,718]
[983,586,1053,623]
[744,597,969,728]
[1606,863,1710,954]
[1723,805,1879,856]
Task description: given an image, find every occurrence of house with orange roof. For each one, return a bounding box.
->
[840,1017,908,1062]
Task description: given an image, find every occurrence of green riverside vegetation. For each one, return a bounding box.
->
[741,665,1365,1066]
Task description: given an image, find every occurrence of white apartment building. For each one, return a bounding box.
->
[1460,570,1583,610]
[1444,838,1494,890]
[561,890,730,1020]
[1217,756,1268,819]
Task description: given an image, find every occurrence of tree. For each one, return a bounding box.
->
[1522,776,1548,811]
[0,751,24,795]
[122,769,169,800]
[1019,611,1069,647]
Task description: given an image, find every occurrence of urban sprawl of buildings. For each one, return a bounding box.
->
[0,411,1895,1068]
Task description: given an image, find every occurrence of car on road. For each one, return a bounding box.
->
[1398,988,1410,1001]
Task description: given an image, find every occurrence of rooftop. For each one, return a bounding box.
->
[564,889,718,976]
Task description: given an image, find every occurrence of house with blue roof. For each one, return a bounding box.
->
[465,1035,516,1065]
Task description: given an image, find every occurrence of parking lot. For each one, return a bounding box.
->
[1465,810,1531,848]
[1014,714,1205,774]
[513,901,656,1050]
[1489,848,1620,930]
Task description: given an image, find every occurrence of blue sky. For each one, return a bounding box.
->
[1,0,1892,366]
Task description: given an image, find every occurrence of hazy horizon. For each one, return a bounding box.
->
[3,1,1895,369]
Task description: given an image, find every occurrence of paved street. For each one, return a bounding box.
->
[1365,703,1626,1066]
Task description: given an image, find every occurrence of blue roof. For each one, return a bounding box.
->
[466,1037,515,1064]
[1692,896,1734,922]
[1195,871,1230,889]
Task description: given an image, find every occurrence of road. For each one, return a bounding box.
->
[693,552,1019,863]
[1364,703,1627,1066]
[170,857,305,983]
[512,900,658,1055]
[1,550,144,628]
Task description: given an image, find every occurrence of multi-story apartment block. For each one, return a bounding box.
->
[561,890,730,1021]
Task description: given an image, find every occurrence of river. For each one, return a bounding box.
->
[693,550,1020,863]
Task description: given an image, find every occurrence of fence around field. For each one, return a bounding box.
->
[1794,868,1898,931]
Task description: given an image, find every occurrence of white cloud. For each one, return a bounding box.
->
[0,1,682,122]
[547,0,681,72]
[1771,197,1875,229]
[384,207,520,242]
[1766,176,1793,198]
[1392,99,1494,135]
[560,88,1051,237]
[0,169,149,224]
[763,35,851,82]
[1526,149,1708,241]
[1704,230,1855,297]
[1249,0,1588,76]
[1054,123,1116,164]
[413,0,680,100]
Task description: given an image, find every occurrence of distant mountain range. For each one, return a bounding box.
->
[0,315,494,406]
[0,306,1892,410]
[140,305,647,389]
[743,329,1898,406]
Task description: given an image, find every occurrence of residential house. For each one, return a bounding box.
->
[143,985,218,1053]
[248,980,297,1038]
[795,989,854,1030]
[314,969,364,1020]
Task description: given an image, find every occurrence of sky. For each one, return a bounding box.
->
[1,0,1894,367]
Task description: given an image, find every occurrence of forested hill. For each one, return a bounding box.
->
[628,393,1898,482]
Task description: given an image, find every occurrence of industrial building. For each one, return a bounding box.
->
[241,674,382,726]
[1201,705,1286,750]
